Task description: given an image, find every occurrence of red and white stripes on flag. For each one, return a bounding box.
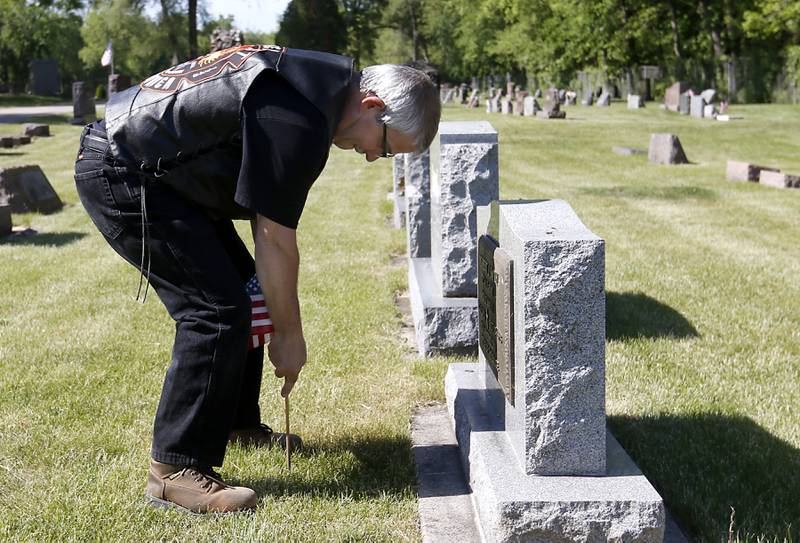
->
[246,275,273,349]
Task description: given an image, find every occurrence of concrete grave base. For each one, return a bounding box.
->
[445,363,666,543]
[409,257,478,357]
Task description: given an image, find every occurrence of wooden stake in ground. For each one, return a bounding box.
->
[284,395,291,470]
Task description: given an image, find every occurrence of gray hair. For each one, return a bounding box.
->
[360,64,441,152]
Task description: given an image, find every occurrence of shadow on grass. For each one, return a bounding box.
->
[610,413,800,542]
[581,185,716,201]
[247,434,416,500]
[0,231,86,246]
[0,151,26,156]
[607,291,698,340]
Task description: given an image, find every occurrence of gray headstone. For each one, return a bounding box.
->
[690,95,705,118]
[392,154,406,229]
[627,94,643,109]
[700,88,716,103]
[500,98,511,114]
[678,92,691,115]
[71,81,96,125]
[581,89,594,106]
[596,90,611,106]
[0,204,11,237]
[703,104,717,118]
[726,161,779,183]
[664,81,689,111]
[0,165,63,214]
[522,95,539,116]
[430,121,499,297]
[759,170,800,189]
[612,146,646,156]
[28,59,60,96]
[648,133,689,165]
[23,124,50,137]
[404,150,431,258]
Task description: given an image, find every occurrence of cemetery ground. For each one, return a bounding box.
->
[0,101,798,542]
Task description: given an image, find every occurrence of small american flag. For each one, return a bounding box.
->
[246,275,273,349]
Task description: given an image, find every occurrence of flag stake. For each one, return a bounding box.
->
[284,394,291,471]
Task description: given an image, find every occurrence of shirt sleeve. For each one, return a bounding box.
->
[235,73,330,229]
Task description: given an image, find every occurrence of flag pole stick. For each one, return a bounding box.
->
[284,394,291,470]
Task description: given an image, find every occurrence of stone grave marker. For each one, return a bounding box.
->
[28,59,60,96]
[23,124,50,137]
[701,88,716,103]
[522,95,539,116]
[678,92,691,114]
[581,89,594,106]
[467,90,480,108]
[648,134,689,165]
[664,81,689,111]
[408,121,499,356]
[564,90,577,105]
[596,89,611,106]
[726,161,779,182]
[690,95,705,118]
[0,165,63,213]
[613,146,646,156]
[392,154,406,229]
[513,91,527,115]
[704,104,717,118]
[71,81,96,125]
[445,199,666,542]
[627,94,644,109]
[108,73,132,96]
[1,137,13,148]
[537,88,566,119]
[760,170,800,189]
[500,97,511,114]
[404,150,431,258]
[12,135,31,146]
[0,204,11,237]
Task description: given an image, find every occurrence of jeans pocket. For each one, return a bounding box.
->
[74,169,124,240]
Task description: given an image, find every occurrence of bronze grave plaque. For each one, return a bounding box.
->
[477,234,498,378]
[494,247,514,406]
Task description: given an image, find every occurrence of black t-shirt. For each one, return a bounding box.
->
[235,71,332,229]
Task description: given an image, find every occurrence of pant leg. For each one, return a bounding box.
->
[208,220,264,430]
[75,146,252,468]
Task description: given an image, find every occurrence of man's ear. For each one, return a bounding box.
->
[360,94,385,112]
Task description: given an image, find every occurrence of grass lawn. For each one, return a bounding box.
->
[0,94,67,108]
[0,101,798,542]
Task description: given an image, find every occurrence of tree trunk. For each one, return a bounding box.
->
[667,0,683,79]
[188,0,197,59]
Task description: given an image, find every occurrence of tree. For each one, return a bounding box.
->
[275,0,347,53]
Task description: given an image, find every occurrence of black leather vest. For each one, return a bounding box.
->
[104,45,354,182]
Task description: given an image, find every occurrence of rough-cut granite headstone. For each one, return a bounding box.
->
[443,199,665,542]
[760,170,800,189]
[627,94,644,109]
[664,81,689,111]
[690,95,705,118]
[678,92,691,115]
[430,121,499,297]
[392,154,406,228]
[613,146,646,156]
[648,133,689,165]
[727,161,779,182]
[404,150,431,258]
[0,165,63,213]
[0,204,11,237]
[23,124,50,137]
[71,81,96,125]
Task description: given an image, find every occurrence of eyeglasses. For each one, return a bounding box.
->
[380,120,394,159]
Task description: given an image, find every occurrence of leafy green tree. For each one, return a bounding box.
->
[275,0,348,53]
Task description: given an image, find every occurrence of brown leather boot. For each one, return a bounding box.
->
[145,460,257,514]
[229,423,303,451]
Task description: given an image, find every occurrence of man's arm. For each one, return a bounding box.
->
[253,213,307,397]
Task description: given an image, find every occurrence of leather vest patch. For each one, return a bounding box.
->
[140,45,283,94]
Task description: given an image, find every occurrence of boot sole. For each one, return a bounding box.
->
[145,494,255,516]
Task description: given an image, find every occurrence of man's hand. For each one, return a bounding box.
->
[269,331,306,397]
[253,214,305,397]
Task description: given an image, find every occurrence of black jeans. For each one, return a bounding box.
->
[74,121,264,468]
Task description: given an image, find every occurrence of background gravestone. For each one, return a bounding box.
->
[108,74,132,96]
[538,88,566,119]
[627,94,644,108]
[23,124,50,137]
[28,59,60,96]
[0,165,63,214]
[71,81,96,125]
[759,170,800,189]
[690,95,705,118]
[664,81,689,111]
[678,92,691,114]
[404,150,431,258]
[596,89,611,106]
[648,133,689,165]
[392,154,406,229]
[0,204,11,237]
[726,161,779,182]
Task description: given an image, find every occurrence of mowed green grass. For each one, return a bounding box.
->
[0,101,798,542]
